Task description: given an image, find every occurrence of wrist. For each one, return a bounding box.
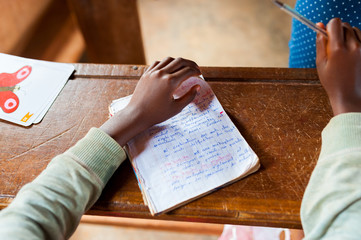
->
[330,97,361,116]
[100,106,147,146]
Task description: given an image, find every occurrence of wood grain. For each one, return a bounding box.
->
[0,65,330,229]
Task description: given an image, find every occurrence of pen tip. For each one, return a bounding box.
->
[273,0,284,7]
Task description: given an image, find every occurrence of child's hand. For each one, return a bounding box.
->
[127,57,201,128]
[100,57,201,146]
[316,18,361,115]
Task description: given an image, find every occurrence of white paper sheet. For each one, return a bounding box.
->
[110,76,259,215]
[0,53,74,126]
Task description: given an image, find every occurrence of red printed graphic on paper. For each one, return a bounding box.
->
[0,66,32,113]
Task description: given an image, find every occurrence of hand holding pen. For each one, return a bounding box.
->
[273,1,361,115]
[315,19,361,115]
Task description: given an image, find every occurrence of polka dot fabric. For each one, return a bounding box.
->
[289,0,361,68]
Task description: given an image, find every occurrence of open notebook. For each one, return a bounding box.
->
[109,76,260,215]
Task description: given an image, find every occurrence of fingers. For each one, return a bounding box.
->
[146,57,201,90]
[327,18,344,50]
[174,85,200,112]
[162,57,200,74]
[145,61,160,73]
[327,18,361,51]
[316,22,327,66]
[152,57,175,71]
[170,66,201,88]
[152,57,201,88]
[149,57,201,76]
[354,27,361,42]
[343,22,359,49]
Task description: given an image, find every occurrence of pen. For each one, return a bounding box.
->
[273,0,328,37]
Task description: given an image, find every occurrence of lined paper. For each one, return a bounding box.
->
[110,76,259,215]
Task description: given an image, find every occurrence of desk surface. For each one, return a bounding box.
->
[0,64,331,229]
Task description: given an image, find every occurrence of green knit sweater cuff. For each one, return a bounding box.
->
[67,127,127,185]
[320,113,361,160]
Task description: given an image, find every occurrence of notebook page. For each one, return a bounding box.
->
[110,76,259,214]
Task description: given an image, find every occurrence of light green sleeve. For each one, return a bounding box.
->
[301,113,361,240]
[0,128,127,240]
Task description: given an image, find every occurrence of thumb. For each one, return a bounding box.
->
[316,22,328,67]
[174,85,200,112]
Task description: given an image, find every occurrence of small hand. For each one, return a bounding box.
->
[316,18,361,115]
[100,57,201,146]
[128,57,201,127]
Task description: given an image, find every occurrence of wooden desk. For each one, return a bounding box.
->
[0,64,332,229]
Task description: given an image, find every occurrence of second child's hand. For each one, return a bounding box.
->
[316,18,361,116]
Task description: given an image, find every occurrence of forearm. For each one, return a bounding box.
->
[100,107,148,147]
[301,113,361,239]
[0,128,126,239]
[0,57,201,240]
